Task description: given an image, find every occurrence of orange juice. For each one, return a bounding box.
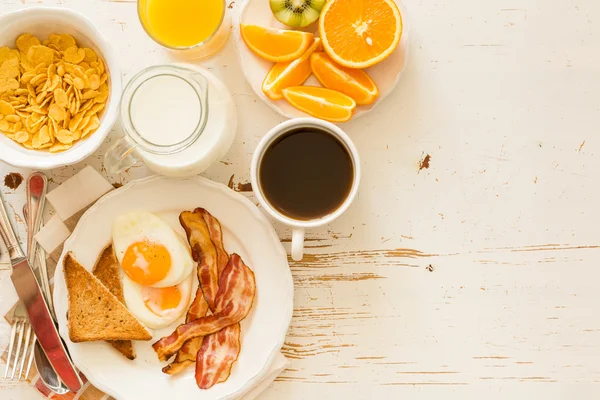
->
[139,0,225,48]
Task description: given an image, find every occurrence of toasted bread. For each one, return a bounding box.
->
[64,252,152,343]
[92,245,136,360]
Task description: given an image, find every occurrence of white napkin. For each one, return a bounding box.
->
[37,167,289,399]
[35,166,113,255]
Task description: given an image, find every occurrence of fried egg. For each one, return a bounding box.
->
[112,211,194,288]
[122,273,193,329]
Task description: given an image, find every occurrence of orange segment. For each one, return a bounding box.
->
[310,52,379,105]
[282,86,356,122]
[319,0,402,69]
[262,38,321,100]
[240,24,314,62]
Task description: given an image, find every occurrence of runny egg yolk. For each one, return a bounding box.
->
[142,285,182,316]
[121,240,172,286]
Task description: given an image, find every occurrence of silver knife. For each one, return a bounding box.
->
[0,190,83,393]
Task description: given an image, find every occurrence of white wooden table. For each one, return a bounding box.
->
[1,0,600,398]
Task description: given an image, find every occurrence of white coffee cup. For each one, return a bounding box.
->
[250,118,361,261]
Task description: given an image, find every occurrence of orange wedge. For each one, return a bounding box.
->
[282,86,356,122]
[319,0,402,69]
[262,39,321,101]
[240,24,314,62]
[310,52,379,105]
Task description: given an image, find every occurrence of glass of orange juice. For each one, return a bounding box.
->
[138,0,231,59]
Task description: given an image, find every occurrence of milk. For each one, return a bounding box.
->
[130,75,201,146]
[134,67,237,177]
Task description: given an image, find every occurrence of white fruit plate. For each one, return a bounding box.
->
[53,175,293,400]
[234,0,410,122]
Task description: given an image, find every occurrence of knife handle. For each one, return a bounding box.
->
[0,191,26,263]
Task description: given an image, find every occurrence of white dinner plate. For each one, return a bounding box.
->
[53,175,293,400]
[234,0,411,122]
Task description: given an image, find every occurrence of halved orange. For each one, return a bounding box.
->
[318,0,402,69]
[262,39,322,100]
[310,52,379,105]
[240,24,314,62]
[282,86,356,122]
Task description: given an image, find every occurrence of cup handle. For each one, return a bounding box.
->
[104,136,139,175]
[291,228,305,261]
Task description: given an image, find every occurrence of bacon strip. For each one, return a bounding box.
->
[153,254,255,361]
[196,324,241,389]
[180,210,219,311]
[197,208,229,279]
[195,209,242,388]
[164,208,237,377]
[162,289,208,375]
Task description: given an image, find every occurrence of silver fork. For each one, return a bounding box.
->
[3,302,36,381]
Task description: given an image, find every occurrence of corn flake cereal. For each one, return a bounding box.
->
[0,33,109,152]
[16,34,40,54]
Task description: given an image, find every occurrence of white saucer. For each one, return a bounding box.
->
[234,0,411,122]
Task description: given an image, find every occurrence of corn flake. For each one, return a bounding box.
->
[0,100,14,115]
[16,33,41,53]
[64,46,86,64]
[83,48,98,63]
[0,47,19,64]
[27,46,54,67]
[54,88,69,108]
[48,104,66,121]
[0,59,20,79]
[57,34,76,51]
[49,143,71,153]
[15,131,29,143]
[0,32,109,151]
[0,79,19,93]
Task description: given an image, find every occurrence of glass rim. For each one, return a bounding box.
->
[137,0,227,51]
[120,65,208,155]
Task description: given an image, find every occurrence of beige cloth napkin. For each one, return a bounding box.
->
[36,166,288,399]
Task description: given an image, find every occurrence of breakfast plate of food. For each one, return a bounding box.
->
[235,0,410,123]
[52,175,293,399]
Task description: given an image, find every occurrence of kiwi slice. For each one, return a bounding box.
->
[270,0,326,28]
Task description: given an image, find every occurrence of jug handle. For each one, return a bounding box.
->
[188,72,210,132]
[104,136,139,175]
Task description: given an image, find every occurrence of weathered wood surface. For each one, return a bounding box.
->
[1,0,600,398]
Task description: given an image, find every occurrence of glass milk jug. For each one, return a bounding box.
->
[104,65,236,177]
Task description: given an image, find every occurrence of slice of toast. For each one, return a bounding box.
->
[64,251,152,343]
[92,245,136,360]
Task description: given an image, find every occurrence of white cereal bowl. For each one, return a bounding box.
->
[0,7,121,170]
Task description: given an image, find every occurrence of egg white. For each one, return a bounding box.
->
[122,273,193,330]
[112,210,194,288]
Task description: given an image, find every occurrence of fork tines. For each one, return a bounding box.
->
[3,317,36,381]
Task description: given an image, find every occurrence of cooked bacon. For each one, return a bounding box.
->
[153,254,255,361]
[195,324,241,389]
[164,208,236,377]
[162,289,208,375]
[186,288,210,320]
[180,210,219,311]
[163,209,246,386]
[197,208,229,279]
[195,209,242,388]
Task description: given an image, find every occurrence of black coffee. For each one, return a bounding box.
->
[259,128,354,221]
